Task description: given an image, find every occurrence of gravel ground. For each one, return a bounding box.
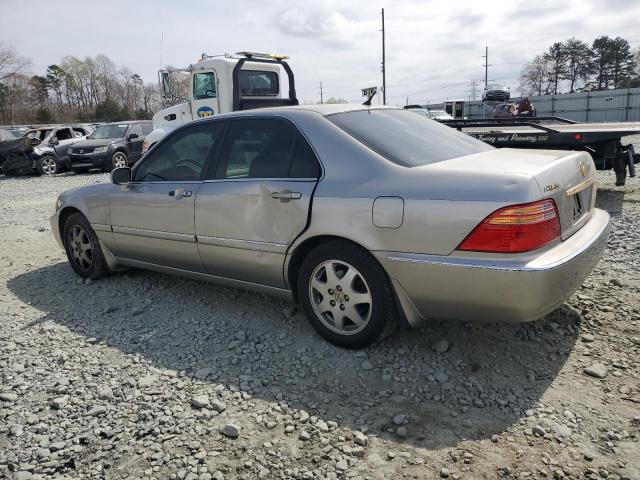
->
[0,170,638,480]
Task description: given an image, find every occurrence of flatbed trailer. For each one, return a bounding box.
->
[439,116,640,185]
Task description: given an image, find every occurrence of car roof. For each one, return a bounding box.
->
[203,104,398,122]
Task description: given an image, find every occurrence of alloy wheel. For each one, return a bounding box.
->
[113,153,127,168]
[41,156,57,174]
[67,224,93,271]
[309,260,372,335]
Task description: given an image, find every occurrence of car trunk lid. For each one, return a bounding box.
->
[424,148,596,239]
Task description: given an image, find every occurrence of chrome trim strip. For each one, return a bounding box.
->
[114,257,293,300]
[565,176,596,196]
[203,178,317,183]
[197,235,288,253]
[387,211,609,272]
[112,226,196,243]
[91,223,111,232]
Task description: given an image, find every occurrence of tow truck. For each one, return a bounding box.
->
[143,51,298,152]
[439,116,640,186]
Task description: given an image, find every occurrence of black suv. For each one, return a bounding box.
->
[68,121,152,173]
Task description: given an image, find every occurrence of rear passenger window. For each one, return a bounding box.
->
[290,138,320,178]
[214,118,320,180]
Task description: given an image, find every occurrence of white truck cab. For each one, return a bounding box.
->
[143,51,298,152]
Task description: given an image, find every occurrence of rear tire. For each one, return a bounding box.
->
[36,155,58,175]
[63,213,109,280]
[297,240,397,349]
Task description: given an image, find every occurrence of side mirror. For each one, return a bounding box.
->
[159,70,172,99]
[111,167,132,185]
[50,136,59,145]
[127,133,139,141]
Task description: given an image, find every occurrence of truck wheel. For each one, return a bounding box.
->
[613,155,626,186]
[112,152,128,170]
[36,155,58,175]
[297,240,398,349]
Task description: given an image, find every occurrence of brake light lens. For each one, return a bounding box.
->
[457,199,560,253]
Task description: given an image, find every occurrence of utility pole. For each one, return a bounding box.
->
[319,82,323,104]
[482,46,490,87]
[381,8,386,105]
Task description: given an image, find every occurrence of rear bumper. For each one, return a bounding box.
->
[376,208,610,326]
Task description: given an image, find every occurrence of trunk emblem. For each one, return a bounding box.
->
[579,161,587,177]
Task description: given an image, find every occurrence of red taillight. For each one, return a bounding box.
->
[457,199,560,253]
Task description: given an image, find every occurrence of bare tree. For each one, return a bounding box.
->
[0,42,31,81]
[520,55,549,96]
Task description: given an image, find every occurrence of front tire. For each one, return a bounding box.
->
[111,151,128,170]
[63,213,109,279]
[298,240,397,349]
[36,155,58,175]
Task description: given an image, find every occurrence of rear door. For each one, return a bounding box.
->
[195,117,320,287]
[109,121,224,271]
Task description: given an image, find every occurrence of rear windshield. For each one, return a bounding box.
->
[328,109,493,167]
[238,70,279,96]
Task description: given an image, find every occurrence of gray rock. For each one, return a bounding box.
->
[431,339,450,353]
[553,424,572,442]
[316,420,329,432]
[299,430,311,441]
[210,400,226,413]
[138,375,157,388]
[0,392,18,402]
[97,386,113,400]
[440,467,450,478]
[354,431,368,446]
[584,363,608,379]
[191,395,210,409]
[219,423,240,438]
[87,405,106,416]
[361,359,373,370]
[194,367,213,380]
[581,333,595,343]
[533,425,546,437]
[396,426,408,438]
[434,371,449,383]
[50,396,68,410]
[392,414,407,425]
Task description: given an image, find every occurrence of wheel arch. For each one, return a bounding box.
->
[58,206,83,240]
[287,234,380,302]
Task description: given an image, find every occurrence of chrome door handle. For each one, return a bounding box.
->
[169,188,192,199]
[271,191,301,201]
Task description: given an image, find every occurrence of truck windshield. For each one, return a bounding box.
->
[328,109,493,167]
[89,125,128,139]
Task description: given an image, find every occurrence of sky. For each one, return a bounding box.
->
[2,0,640,106]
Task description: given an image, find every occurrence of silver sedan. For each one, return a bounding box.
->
[51,105,610,348]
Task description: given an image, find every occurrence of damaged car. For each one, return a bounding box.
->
[51,105,609,348]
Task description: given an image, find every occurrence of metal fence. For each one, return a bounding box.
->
[431,87,640,123]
